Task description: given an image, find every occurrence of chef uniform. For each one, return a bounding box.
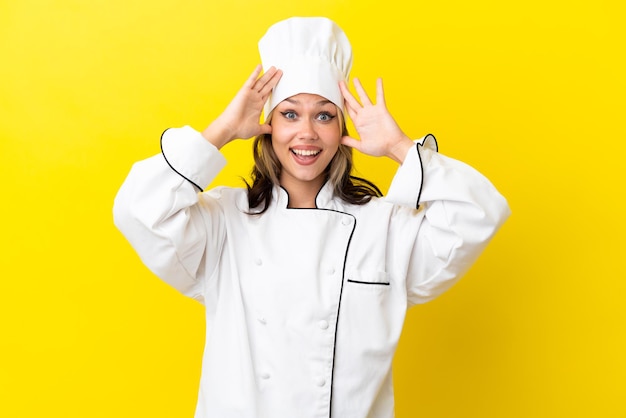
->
[113,17,510,418]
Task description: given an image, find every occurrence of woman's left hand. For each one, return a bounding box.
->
[339,78,415,164]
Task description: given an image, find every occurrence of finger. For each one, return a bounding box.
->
[353,78,373,106]
[243,64,264,89]
[343,98,359,122]
[258,123,273,136]
[254,66,277,89]
[376,78,386,107]
[258,69,282,96]
[339,80,362,111]
[340,135,362,151]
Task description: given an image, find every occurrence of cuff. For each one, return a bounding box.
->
[160,126,227,191]
[386,134,438,209]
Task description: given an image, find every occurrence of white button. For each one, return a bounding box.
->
[255,258,263,266]
[342,217,352,226]
[328,267,335,275]
[318,320,329,330]
[315,378,326,387]
[260,372,270,380]
[257,317,267,324]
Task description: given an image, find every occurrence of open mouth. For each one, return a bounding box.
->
[290,148,322,165]
[291,148,322,157]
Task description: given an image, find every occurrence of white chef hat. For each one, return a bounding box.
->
[258,17,353,119]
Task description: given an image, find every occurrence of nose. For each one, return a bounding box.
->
[297,118,318,141]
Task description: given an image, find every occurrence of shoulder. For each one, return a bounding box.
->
[348,197,423,229]
[340,195,396,218]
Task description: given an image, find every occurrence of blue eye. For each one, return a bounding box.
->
[281,111,297,120]
[317,112,336,122]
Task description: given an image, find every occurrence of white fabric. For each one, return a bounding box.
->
[113,126,510,418]
[258,17,352,117]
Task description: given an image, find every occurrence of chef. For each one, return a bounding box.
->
[114,16,510,418]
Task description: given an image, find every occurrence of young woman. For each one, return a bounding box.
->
[114,17,510,418]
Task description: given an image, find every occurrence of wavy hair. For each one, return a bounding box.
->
[245,110,381,213]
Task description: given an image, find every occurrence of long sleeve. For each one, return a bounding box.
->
[113,126,227,301]
[385,135,511,306]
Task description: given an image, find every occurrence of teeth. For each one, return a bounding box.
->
[292,149,321,156]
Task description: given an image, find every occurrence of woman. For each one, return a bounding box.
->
[114,17,510,418]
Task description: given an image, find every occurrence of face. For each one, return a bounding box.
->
[271,93,342,194]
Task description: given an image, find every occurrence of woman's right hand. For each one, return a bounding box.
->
[202,65,282,149]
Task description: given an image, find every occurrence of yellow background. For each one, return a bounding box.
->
[1,0,624,416]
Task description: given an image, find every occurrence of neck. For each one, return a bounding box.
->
[281,178,325,209]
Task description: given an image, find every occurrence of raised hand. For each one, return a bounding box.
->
[339,78,414,164]
[202,65,282,149]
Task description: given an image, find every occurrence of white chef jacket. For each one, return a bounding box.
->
[113,126,510,418]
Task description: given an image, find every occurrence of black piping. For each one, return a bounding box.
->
[267,199,356,417]
[159,129,204,192]
[278,182,327,209]
[415,134,437,210]
[328,212,356,417]
[425,133,438,152]
[346,279,390,286]
[314,183,325,208]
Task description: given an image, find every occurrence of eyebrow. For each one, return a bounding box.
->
[283,98,333,106]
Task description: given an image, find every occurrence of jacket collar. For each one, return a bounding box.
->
[273,181,335,210]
